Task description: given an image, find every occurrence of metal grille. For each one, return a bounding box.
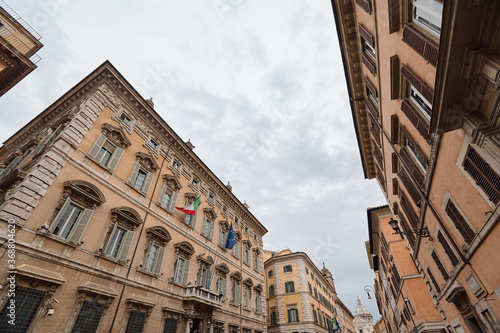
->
[445,200,475,244]
[71,301,104,333]
[125,311,146,333]
[463,146,500,204]
[164,318,178,333]
[0,287,45,333]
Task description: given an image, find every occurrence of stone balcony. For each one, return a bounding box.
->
[183,286,222,308]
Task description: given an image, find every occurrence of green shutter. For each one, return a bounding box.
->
[68,209,94,243]
[49,198,72,233]
[142,171,154,193]
[158,182,167,207]
[221,277,227,298]
[116,230,135,261]
[105,223,118,255]
[236,284,241,305]
[128,161,140,184]
[180,260,190,285]
[32,133,52,155]
[168,191,177,211]
[88,134,107,158]
[0,155,24,177]
[152,246,165,274]
[107,147,123,170]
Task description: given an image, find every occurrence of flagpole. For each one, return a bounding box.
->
[206,206,219,289]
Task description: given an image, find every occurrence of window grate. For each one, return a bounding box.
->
[126,311,146,333]
[0,286,45,333]
[72,301,104,333]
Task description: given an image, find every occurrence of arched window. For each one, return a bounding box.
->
[142,226,171,275]
[128,152,159,194]
[215,263,229,299]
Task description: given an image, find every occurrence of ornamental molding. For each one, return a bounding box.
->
[101,123,131,148]
[136,152,159,172]
[146,226,172,246]
[163,174,182,191]
[111,206,142,230]
[63,179,106,209]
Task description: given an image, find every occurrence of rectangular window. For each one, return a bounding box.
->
[426,266,441,293]
[410,85,432,120]
[285,281,295,293]
[105,226,126,258]
[308,283,312,294]
[269,285,275,297]
[146,245,159,272]
[53,203,83,239]
[174,258,184,283]
[126,311,147,333]
[163,318,178,333]
[437,231,459,266]
[149,139,159,150]
[203,218,213,239]
[283,265,292,273]
[288,308,299,323]
[161,189,172,209]
[463,146,500,204]
[232,241,240,258]
[431,250,449,281]
[96,141,115,166]
[120,113,132,125]
[253,253,259,270]
[268,270,273,278]
[134,170,147,190]
[219,229,226,248]
[0,287,45,332]
[411,0,443,35]
[445,199,475,244]
[72,301,104,333]
[244,247,250,265]
[191,178,199,187]
[270,311,277,325]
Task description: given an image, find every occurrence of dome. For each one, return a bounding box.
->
[355,298,372,317]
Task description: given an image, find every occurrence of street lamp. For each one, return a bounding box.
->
[388,218,433,241]
[364,285,375,299]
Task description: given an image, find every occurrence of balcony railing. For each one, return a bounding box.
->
[0,1,42,40]
[183,286,222,307]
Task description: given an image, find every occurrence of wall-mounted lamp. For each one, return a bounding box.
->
[388,218,433,241]
[364,285,375,299]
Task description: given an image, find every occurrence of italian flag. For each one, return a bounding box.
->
[175,195,201,215]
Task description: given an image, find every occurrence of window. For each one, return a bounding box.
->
[462,146,500,204]
[149,139,159,150]
[355,0,372,15]
[313,309,318,322]
[253,251,259,271]
[163,318,178,333]
[445,199,476,245]
[120,112,132,125]
[244,245,250,265]
[285,281,295,293]
[411,0,443,35]
[197,261,209,288]
[216,276,227,298]
[182,194,199,227]
[106,225,126,257]
[244,287,250,309]
[88,124,130,170]
[158,175,181,212]
[128,153,159,194]
[431,250,449,281]
[203,216,214,239]
[173,241,194,284]
[268,270,273,278]
[308,283,312,294]
[288,308,299,323]
[269,285,275,297]
[102,207,141,261]
[410,85,432,119]
[305,267,309,274]
[231,280,242,305]
[219,222,228,248]
[173,161,181,170]
[47,180,105,242]
[191,178,199,187]
[126,311,147,333]
[142,226,171,275]
[0,287,46,332]
[270,310,277,325]
[72,301,104,333]
[255,292,262,313]
[283,265,292,273]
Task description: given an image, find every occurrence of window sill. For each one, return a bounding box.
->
[229,302,240,308]
[86,155,115,173]
[217,245,228,252]
[137,267,160,278]
[36,230,80,248]
[243,306,251,312]
[126,181,148,195]
[94,251,127,265]
[157,203,175,215]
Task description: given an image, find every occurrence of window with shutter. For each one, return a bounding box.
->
[128,153,159,194]
[355,0,372,14]
[398,168,421,205]
[410,0,443,35]
[437,231,459,266]
[89,124,130,170]
[142,226,171,275]
[463,146,500,204]
[402,24,439,66]
[445,199,476,245]
[431,250,449,281]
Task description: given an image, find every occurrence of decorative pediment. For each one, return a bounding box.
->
[243,278,254,287]
[230,271,242,281]
[162,174,182,191]
[174,241,195,256]
[111,206,142,229]
[218,220,229,230]
[146,226,172,246]
[184,192,198,202]
[136,152,159,172]
[234,231,242,242]
[253,284,263,292]
[203,207,216,220]
[102,123,131,148]
[63,180,106,209]
[242,240,252,248]
[216,263,230,275]
[196,254,214,265]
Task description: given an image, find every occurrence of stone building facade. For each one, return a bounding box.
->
[353,298,374,333]
[0,61,267,333]
[263,249,353,333]
[331,0,500,332]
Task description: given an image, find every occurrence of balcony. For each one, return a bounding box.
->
[183,286,222,308]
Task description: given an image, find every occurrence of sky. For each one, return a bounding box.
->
[0,0,387,320]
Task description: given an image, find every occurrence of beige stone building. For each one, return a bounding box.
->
[263,249,353,333]
[0,1,42,96]
[0,61,267,333]
[331,0,500,331]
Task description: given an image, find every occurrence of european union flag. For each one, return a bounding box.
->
[225,222,237,250]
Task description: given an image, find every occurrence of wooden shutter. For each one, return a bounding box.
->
[221,277,227,298]
[400,193,418,229]
[398,168,421,205]
[142,171,154,193]
[402,24,439,67]
[392,178,399,195]
[390,56,400,100]
[32,132,53,155]
[358,24,375,47]
[355,0,372,14]
[49,198,71,233]
[463,146,500,204]
[68,209,94,242]
[401,64,434,102]
[362,53,377,76]
[400,146,425,187]
[116,230,135,261]
[180,260,190,284]
[257,295,262,313]
[401,99,431,142]
[431,251,449,280]
[363,75,378,98]
[388,0,401,33]
[445,200,475,244]
[158,182,167,207]
[400,126,428,167]
[426,267,441,293]
[168,191,177,212]
[107,147,123,170]
[364,97,379,120]
[392,153,399,173]
[152,246,166,274]
[128,161,140,184]
[236,284,242,305]
[105,224,118,255]
[88,134,107,158]
[437,231,459,266]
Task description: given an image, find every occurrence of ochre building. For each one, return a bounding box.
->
[0,61,267,333]
[331,0,500,332]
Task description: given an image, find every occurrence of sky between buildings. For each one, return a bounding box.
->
[0,0,387,320]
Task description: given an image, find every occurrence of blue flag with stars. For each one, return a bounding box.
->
[225,222,237,250]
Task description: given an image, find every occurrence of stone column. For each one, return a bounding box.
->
[185,318,193,333]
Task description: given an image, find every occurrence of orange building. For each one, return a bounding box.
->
[331,0,500,331]
[0,1,42,96]
[0,61,267,333]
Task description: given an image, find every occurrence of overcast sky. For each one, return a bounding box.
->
[1,0,386,320]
